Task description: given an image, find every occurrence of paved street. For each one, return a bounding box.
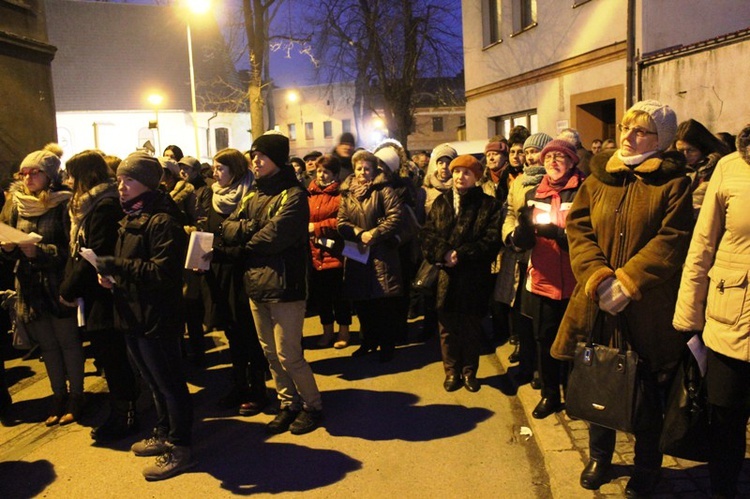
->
[0,317,552,498]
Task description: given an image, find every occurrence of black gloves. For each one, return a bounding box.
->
[535,223,563,240]
[517,205,534,227]
[95,256,122,276]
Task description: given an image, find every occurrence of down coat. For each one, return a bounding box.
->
[551,149,693,371]
[673,126,750,361]
[308,179,344,271]
[420,186,503,316]
[337,172,402,300]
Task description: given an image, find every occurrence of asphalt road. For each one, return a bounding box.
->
[0,317,552,498]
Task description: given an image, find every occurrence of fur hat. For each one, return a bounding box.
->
[250,131,290,169]
[374,146,401,173]
[523,133,553,152]
[158,157,181,178]
[540,139,579,165]
[485,141,508,154]
[339,132,356,146]
[117,152,163,191]
[19,150,61,182]
[629,100,678,151]
[449,155,483,180]
[431,143,458,163]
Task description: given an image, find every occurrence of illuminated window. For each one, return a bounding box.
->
[482,0,502,46]
[342,119,352,133]
[288,123,297,141]
[512,0,537,35]
[215,127,229,151]
[432,117,444,133]
[489,109,538,138]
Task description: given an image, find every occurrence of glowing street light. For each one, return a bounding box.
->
[185,0,210,159]
[147,92,164,153]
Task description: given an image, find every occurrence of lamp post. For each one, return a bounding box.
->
[147,93,164,154]
[186,0,210,159]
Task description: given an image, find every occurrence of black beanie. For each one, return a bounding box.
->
[250,132,290,170]
[117,152,163,191]
[339,132,355,146]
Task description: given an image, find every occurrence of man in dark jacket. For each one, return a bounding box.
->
[96,152,193,481]
[222,132,323,435]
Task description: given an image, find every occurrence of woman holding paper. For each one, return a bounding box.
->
[337,150,403,362]
[0,149,82,426]
[199,148,269,415]
[59,150,139,440]
[673,125,750,499]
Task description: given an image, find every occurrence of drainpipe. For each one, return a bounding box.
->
[626,0,636,108]
[206,112,218,157]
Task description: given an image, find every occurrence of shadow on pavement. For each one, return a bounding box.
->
[322,388,494,441]
[309,342,443,381]
[5,364,36,388]
[194,418,362,495]
[0,459,56,498]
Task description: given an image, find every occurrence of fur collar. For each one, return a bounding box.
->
[590,149,687,186]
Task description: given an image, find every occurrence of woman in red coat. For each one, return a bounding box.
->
[308,154,352,348]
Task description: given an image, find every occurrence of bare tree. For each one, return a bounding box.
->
[311,0,462,150]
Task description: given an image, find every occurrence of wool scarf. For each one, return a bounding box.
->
[14,189,71,218]
[212,172,253,215]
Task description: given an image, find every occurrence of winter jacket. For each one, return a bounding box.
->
[687,151,723,219]
[673,126,750,361]
[224,165,309,303]
[1,184,72,323]
[109,191,187,337]
[308,179,344,272]
[522,170,584,300]
[551,149,693,371]
[337,172,403,300]
[421,186,503,316]
[59,181,122,332]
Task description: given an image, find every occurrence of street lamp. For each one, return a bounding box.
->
[147,93,164,153]
[186,0,210,159]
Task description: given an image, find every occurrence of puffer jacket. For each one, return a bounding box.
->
[308,179,344,271]
[673,126,750,361]
[225,165,309,303]
[524,169,584,300]
[552,149,693,371]
[420,186,503,316]
[337,172,403,300]
[110,191,187,337]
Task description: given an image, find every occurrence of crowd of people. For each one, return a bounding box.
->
[0,101,747,495]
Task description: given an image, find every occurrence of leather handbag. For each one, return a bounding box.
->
[412,260,440,292]
[659,347,710,462]
[565,313,660,433]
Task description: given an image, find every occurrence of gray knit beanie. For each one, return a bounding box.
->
[629,100,678,151]
[523,133,553,152]
[117,152,163,191]
[20,150,61,183]
[431,143,458,162]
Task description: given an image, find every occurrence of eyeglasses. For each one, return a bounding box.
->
[544,153,568,163]
[618,124,658,138]
[19,169,44,178]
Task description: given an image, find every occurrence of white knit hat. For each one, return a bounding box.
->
[431,143,457,162]
[374,146,400,173]
[629,100,678,151]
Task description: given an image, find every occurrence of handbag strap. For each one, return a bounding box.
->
[586,312,632,352]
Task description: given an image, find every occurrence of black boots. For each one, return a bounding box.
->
[91,400,139,443]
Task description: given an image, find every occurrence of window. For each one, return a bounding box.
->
[489,109,538,138]
[342,119,352,134]
[288,123,297,141]
[214,127,229,152]
[512,0,537,35]
[305,122,314,140]
[432,117,444,133]
[323,120,333,139]
[482,0,502,46]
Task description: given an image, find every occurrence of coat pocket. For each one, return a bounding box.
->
[706,267,747,325]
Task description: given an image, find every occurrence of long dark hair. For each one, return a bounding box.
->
[66,150,112,213]
[214,148,248,183]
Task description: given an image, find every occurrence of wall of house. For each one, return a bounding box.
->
[408,108,465,152]
[55,110,251,163]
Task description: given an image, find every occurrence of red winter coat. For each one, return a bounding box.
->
[308,180,344,271]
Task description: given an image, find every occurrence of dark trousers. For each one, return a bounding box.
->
[125,333,193,447]
[356,297,400,353]
[531,294,569,400]
[310,267,352,326]
[90,328,138,402]
[438,310,483,377]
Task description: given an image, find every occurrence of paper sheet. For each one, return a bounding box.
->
[79,247,116,283]
[184,231,214,271]
[687,334,708,377]
[0,222,42,245]
[342,241,370,264]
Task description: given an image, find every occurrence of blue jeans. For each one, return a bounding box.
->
[125,334,193,446]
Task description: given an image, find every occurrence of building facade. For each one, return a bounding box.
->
[462,0,750,146]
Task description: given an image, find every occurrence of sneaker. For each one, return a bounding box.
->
[265,407,300,435]
[289,408,323,435]
[142,445,196,481]
[131,435,170,456]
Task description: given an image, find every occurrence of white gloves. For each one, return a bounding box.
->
[597,277,631,315]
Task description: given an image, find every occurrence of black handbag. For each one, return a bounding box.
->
[412,260,440,292]
[658,347,710,462]
[565,313,661,433]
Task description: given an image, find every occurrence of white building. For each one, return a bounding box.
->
[462,0,750,145]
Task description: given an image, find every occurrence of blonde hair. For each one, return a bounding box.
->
[621,110,656,131]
